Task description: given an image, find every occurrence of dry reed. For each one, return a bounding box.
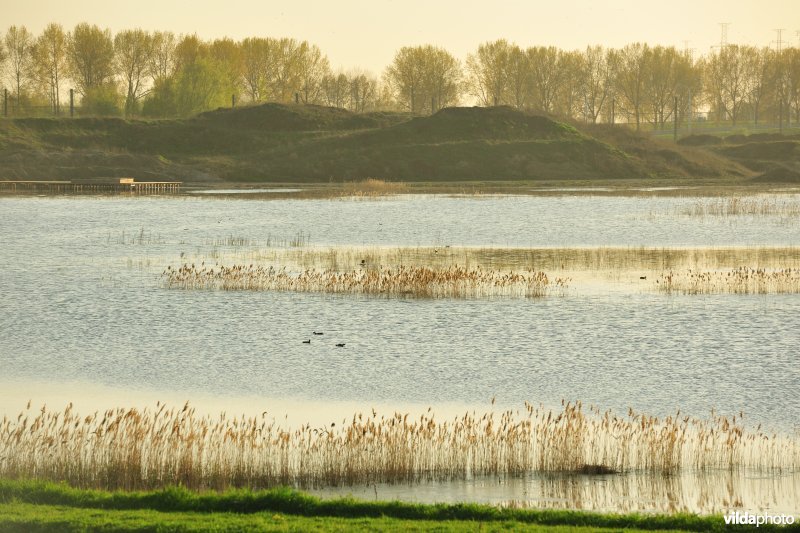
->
[1,401,796,491]
[198,246,800,274]
[203,232,310,248]
[681,196,800,218]
[339,178,408,197]
[657,267,800,295]
[161,263,568,298]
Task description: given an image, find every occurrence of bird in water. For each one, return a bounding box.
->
[313,331,324,335]
[335,343,346,347]
[302,339,311,344]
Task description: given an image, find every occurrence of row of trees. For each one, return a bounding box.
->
[2,23,800,127]
[464,40,800,128]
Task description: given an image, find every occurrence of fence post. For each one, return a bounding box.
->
[611,97,615,125]
[673,96,678,141]
[232,94,236,108]
[295,92,299,104]
[70,89,74,118]
[687,92,692,134]
[3,89,7,118]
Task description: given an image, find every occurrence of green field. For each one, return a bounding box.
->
[1,480,795,532]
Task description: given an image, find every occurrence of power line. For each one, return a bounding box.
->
[773,28,786,53]
[719,22,729,48]
[713,23,730,51]
[682,40,695,61]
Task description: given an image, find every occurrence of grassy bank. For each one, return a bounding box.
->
[0,104,760,185]
[0,479,789,532]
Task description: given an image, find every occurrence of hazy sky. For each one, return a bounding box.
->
[5,0,799,73]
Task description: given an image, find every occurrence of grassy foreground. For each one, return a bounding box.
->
[0,480,795,532]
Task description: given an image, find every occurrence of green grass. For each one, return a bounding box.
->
[1,502,624,532]
[0,479,795,532]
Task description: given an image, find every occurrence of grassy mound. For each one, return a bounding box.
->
[198,103,410,132]
[587,124,747,179]
[752,165,800,183]
[0,104,763,183]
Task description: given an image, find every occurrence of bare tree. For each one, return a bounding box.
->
[385,45,461,114]
[465,40,511,106]
[321,71,349,108]
[553,50,584,119]
[4,25,34,109]
[614,43,648,129]
[527,46,566,114]
[506,45,530,109]
[743,47,773,125]
[782,48,800,124]
[384,46,425,112]
[32,23,67,115]
[642,46,683,127]
[0,33,7,78]
[150,31,177,82]
[296,41,329,104]
[240,37,273,102]
[114,29,153,115]
[426,46,461,112]
[268,38,300,102]
[580,45,613,123]
[348,70,377,112]
[67,23,115,95]
[703,45,749,125]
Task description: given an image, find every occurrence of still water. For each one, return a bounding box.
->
[1,194,798,513]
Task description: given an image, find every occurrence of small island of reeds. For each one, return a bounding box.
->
[161,263,569,298]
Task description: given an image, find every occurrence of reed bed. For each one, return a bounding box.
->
[339,178,409,197]
[1,401,797,491]
[202,246,800,275]
[681,196,800,218]
[161,263,567,298]
[657,267,800,295]
[203,232,310,248]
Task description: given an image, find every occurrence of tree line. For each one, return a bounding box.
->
[1,23,799,128]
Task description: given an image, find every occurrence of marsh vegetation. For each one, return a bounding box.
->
[680,196,800,218]
[3,194,800,515]
[162,263,567,298]
[657,267,800,295]
[2,401,796,491]
[165,245,800,297]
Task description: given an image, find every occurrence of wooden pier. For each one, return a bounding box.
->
[0,178,182,194]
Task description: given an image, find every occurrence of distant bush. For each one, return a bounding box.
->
[80,85,123,117]
[142,78,179,118]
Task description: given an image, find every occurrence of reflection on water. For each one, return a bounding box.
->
[190,188,304,194]
[312,470,800,515]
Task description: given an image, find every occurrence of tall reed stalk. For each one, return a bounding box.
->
[1,401,796,491]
